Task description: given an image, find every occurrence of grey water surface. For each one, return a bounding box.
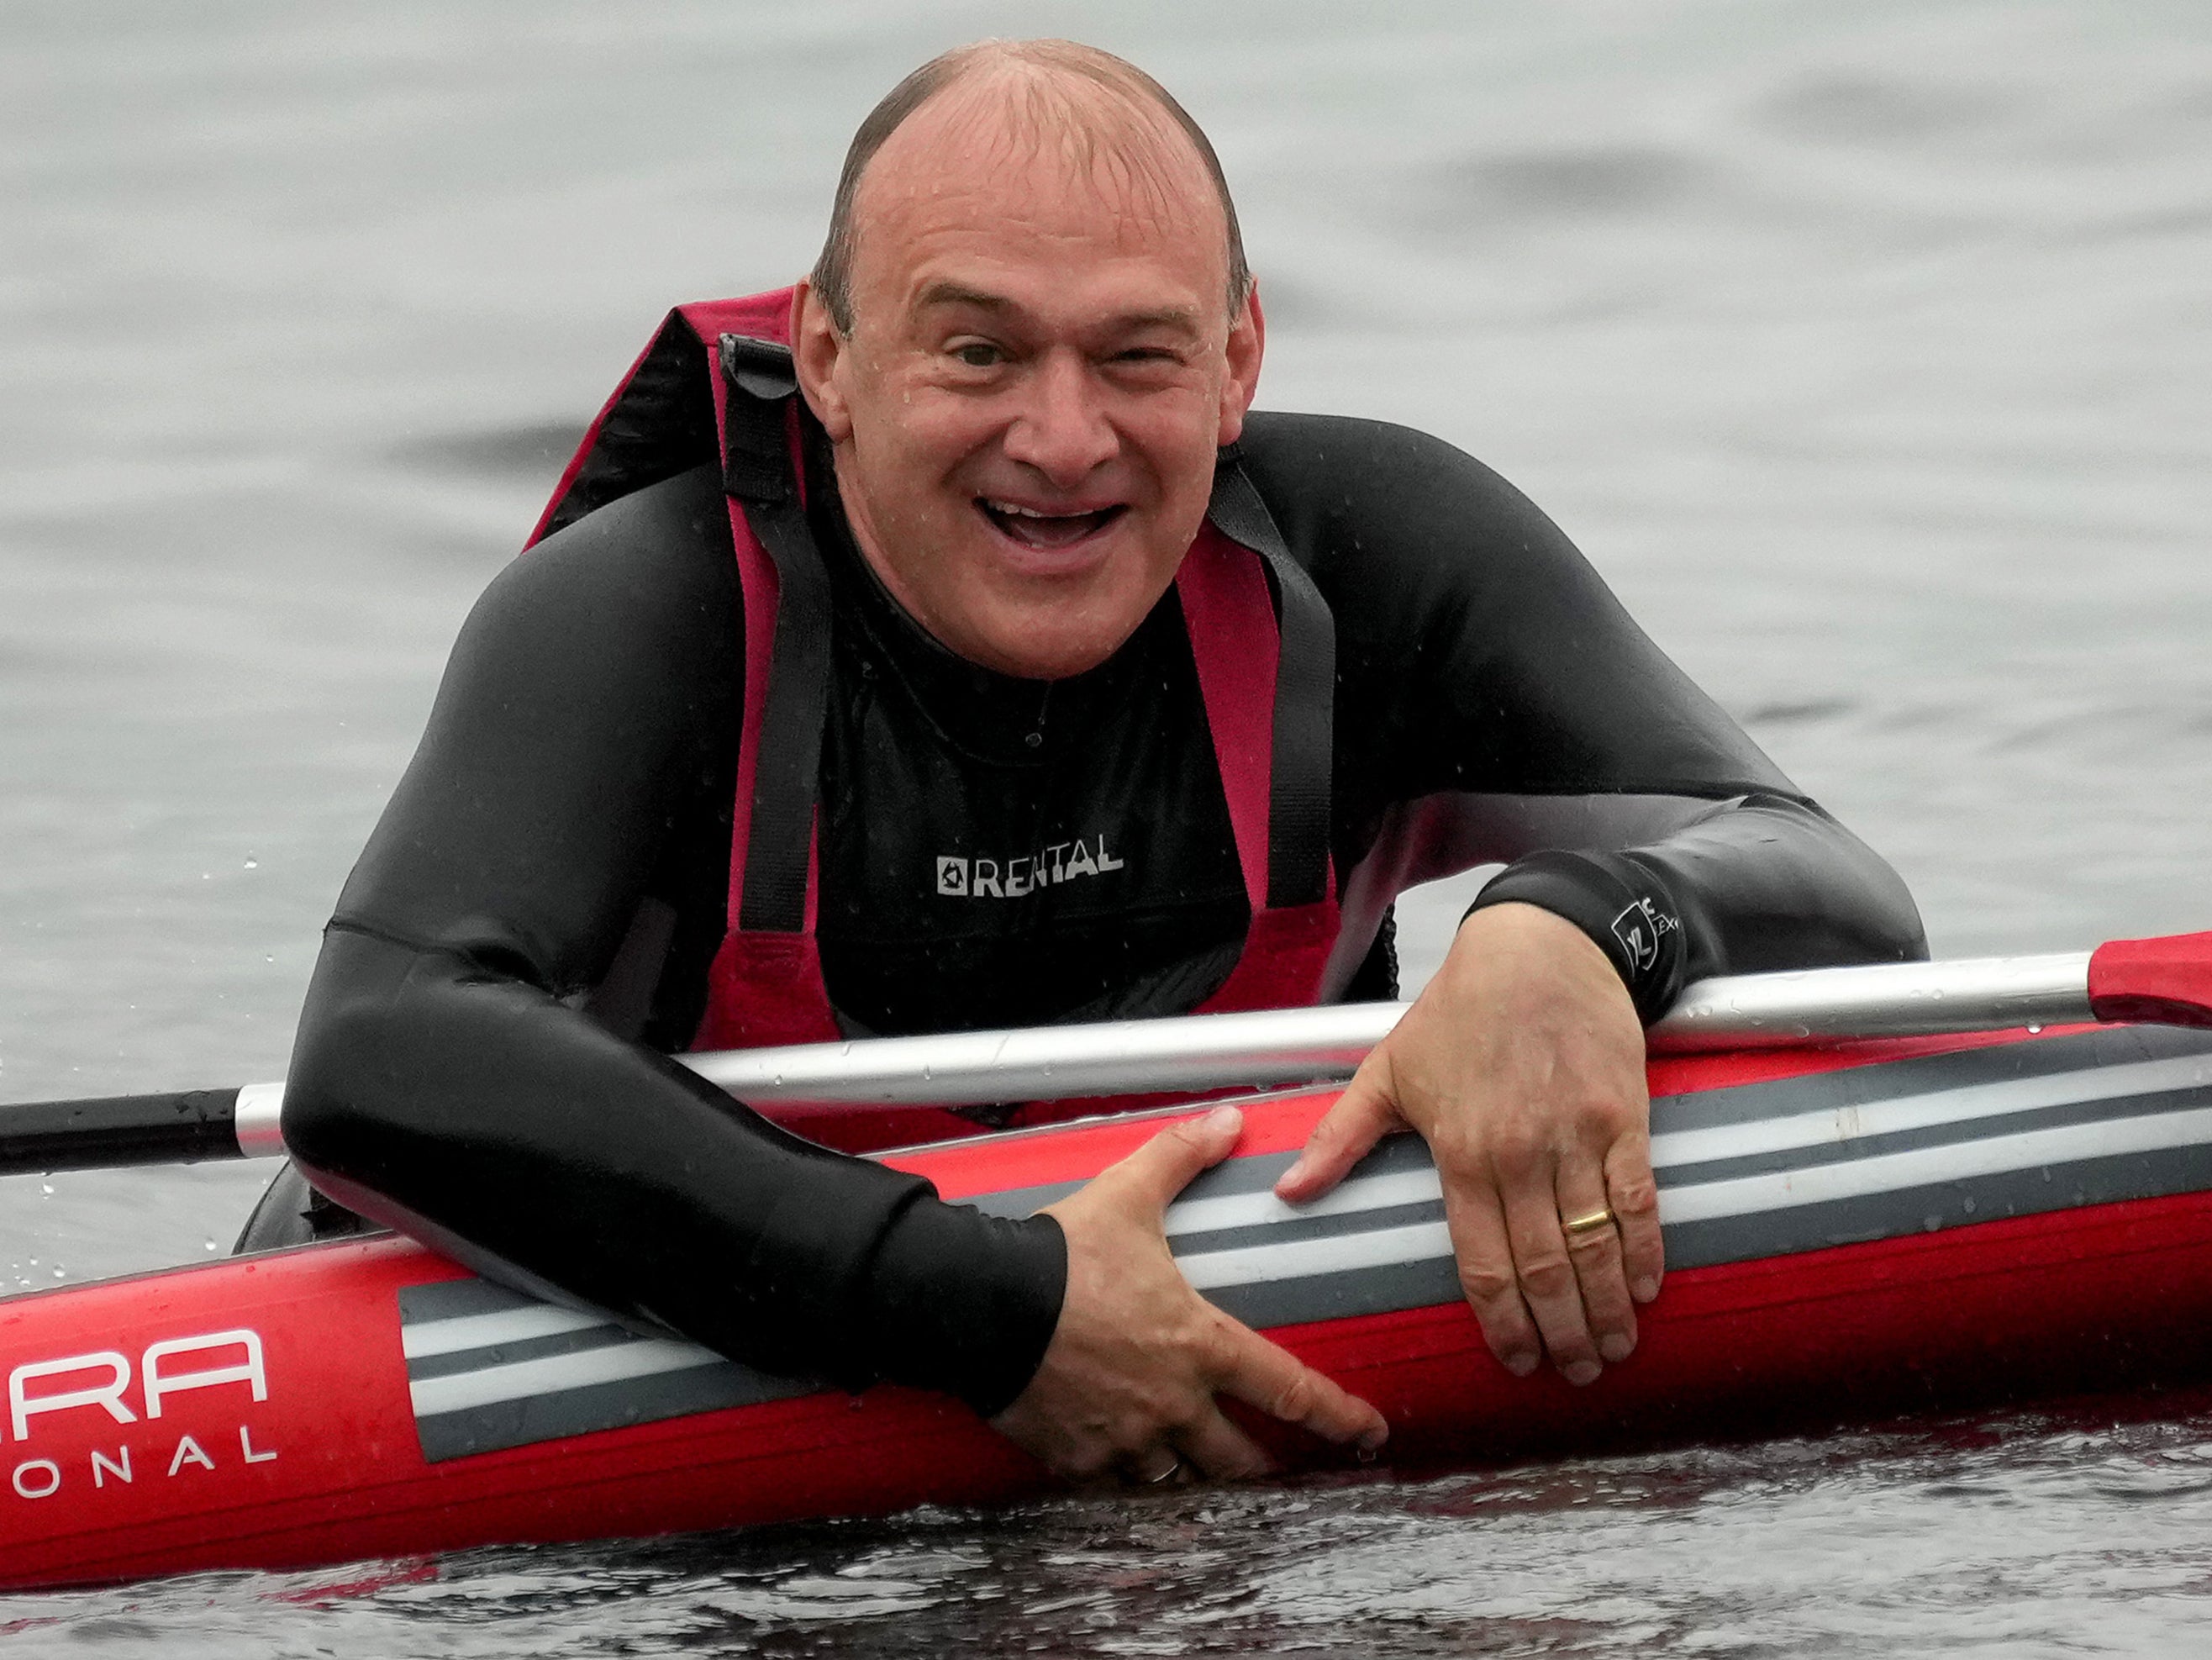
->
[3,0,2211,1652]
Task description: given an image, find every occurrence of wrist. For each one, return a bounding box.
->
[864,1202,1068,1417]
[1464,850,1686,1023]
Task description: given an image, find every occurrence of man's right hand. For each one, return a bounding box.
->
[989,1105,1389,1483]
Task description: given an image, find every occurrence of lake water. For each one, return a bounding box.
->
[3,0,2210,1651]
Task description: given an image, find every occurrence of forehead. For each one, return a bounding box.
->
[848,74,1229,314]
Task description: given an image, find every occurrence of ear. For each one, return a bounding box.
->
[1216,279,1266,449]
[791,279,854,444]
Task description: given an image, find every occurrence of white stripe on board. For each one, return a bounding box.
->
[1178,1220,1454,1292]
[1157,1057,2212,1246]
[401,1302,614,1362]
[1659,1103,2212,1224]
[1168,1107,2212,1290]
[1166,1167,1440,1241]
[408,1335,726,1419]
[1649,1053,2212,1172]
[400,1054,2212,1410]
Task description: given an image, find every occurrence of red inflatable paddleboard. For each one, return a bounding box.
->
[6,1022,2212,1590]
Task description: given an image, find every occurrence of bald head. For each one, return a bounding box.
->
[811,40,1250,335]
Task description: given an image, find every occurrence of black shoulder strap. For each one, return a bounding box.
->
[717,334,830,935]
[1207,454,1336,909]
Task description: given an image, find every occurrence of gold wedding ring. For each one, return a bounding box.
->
[1561,1205,1618,1243]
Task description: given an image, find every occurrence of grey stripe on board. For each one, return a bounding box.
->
[1192,1140,2212,1328]
[401,1276,551,1325]
[1171,1196,1447,1259]
[1658,1078,2212,1188]
[1649,1025,2212,1136]
[415,1359,814,1462]
[1208,1254,1466,1331]
[1662,1140,2212,1270]
[967,1135,1429,1223]
[972,1030,2212,1231]
[391,1026,2212,1463]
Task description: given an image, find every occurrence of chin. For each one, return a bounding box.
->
[961,606,1137,681]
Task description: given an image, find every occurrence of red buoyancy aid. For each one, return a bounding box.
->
[529,290,1341,1140]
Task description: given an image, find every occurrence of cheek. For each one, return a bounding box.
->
[872,404,996,500]
[849,419,978,540]
[1128,385,1230,480]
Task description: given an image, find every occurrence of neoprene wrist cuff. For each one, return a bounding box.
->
[861,1200,1068,1418]
[1465,848,1688,1025]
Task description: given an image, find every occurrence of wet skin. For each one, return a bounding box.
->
[792,88,1261,681]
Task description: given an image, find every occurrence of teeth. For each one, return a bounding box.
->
[988,500,1093,520]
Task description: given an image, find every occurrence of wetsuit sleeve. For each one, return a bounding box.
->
[1236,414,1926,1016]
[279,467,1065,1415]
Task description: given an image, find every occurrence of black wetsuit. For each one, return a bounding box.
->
[276,411,1926,1416]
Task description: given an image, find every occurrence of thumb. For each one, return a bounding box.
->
[1276,1059,1399,1203]
[1098,1104,1246,1215]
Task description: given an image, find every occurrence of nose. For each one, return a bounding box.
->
[1000,349,1117,488]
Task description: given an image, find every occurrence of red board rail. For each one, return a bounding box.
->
[7,1022,2212,1590]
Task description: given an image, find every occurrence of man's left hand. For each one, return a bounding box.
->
[1274,901,1662,1384]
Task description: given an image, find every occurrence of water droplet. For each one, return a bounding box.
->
[40,1183,52,1197]
[244,857,259,870]
[2027,1024,2043,1034]
[204,1238,219,1253]
[51,1267,65,1280]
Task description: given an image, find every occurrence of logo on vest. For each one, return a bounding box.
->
[936,835,1126,899]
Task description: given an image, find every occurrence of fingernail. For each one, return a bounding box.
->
[1564,1360,1601,1387]
[1358,1425,1389,1452]
[1277,1157,1308,1191]
[1598,1333,1633,1363]
[1503,1350,1539,1378]
[1633,1278,1659,1304]
[1203,1105,1244,1136]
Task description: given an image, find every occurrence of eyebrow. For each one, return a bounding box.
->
[916,282,1203,335]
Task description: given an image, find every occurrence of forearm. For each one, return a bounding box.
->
[1469,793,1928,1021]
[282,925,1065,1414]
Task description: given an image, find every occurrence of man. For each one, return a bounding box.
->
[273,40,1925,1484]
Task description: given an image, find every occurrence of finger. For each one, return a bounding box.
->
[1100,1104,1246,1214]
[1437,1172,1542,1377]
[1556,1165,1637,1367]
[1210,1318,1389,1450]
[1276,1061,1399,1202]
[1605,1134,1666,1304]
[1173,1404,1274,1482]
[1499,1176,1603,1384]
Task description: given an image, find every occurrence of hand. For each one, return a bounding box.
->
[1276,902,1661,1384]
[991,1105,1389,1483]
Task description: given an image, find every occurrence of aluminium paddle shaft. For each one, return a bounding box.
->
[7,930,2209,1178]
[687,949,2104,1102]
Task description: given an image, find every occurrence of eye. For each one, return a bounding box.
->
[952,341,1002,369]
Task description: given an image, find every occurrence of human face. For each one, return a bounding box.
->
[793,95,1263,680]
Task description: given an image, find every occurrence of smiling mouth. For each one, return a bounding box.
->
[977,498,1127,552]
